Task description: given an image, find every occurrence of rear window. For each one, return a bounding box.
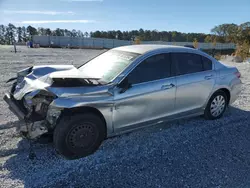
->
[202,56,213,70]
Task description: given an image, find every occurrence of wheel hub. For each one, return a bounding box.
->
[67,123,97,149]
[210,95,226,117]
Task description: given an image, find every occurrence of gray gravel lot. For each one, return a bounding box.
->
[0,46,250,188]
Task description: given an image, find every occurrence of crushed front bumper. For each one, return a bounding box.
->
[3,93,49,139]
[3,93,25,120]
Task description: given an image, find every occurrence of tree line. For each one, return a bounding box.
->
[0,24,89,44]
[0,22,249,45]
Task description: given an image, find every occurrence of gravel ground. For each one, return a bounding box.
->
[0,46,250,188]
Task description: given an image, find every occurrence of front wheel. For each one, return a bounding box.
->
[53,113,106,160]
[204,91,228,120]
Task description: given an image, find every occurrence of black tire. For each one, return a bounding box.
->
[53,113,106,160]
[204,90,228,120]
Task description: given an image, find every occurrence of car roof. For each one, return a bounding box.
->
[113,44,190,54]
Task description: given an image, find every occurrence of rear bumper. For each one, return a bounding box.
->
[3,93,25,120]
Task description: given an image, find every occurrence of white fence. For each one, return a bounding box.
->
[141,41,236,50]
[33,36,236,50]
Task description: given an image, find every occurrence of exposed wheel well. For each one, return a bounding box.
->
[61,106,107,137]
[217,88,231,105]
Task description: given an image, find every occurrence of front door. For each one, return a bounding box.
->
[113,53,176,132]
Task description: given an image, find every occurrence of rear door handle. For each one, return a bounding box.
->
[204,75,213,80]
[161,83,175,90]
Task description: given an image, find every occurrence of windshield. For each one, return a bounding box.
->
[78,50,140,83]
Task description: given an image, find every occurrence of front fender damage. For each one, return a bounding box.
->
[15,100,63,140]
[46,105,62,127]
[5,64,114,140]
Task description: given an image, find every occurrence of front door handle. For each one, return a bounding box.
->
[204,75,213,80]
[161,83,175,90]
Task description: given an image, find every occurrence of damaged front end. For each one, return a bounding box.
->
[4,64,108,140]
[3,89,59,140]
[3,66,65,140]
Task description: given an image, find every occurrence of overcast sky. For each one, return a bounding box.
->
[0,0,249,33]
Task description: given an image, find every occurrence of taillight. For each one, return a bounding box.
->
[235,71,241,78]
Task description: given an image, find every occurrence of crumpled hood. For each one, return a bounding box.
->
[48,68,84,79]
[31,65,99,82]
[12,65,108,100]
[26,64,77,81]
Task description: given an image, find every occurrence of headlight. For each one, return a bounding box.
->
[17,76,24,84]
[16,80,25,89]
[14,80,26,94]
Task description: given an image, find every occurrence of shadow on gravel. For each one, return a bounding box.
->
[0,139,29,158]
[0,121,23,131]
[2,107,250,188]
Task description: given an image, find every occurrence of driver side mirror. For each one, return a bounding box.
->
[117,77,132,94]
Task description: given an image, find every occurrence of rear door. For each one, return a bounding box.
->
[171,52,215,114]
[113,53,176,132]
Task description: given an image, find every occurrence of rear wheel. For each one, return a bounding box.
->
[53,113,106,160]
[204,91,228,120]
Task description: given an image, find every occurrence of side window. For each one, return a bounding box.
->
[202,56,213,71]
[127,53,171,85]
[171,53,203,76]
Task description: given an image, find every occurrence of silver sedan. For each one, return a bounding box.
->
[4,45,242,159]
